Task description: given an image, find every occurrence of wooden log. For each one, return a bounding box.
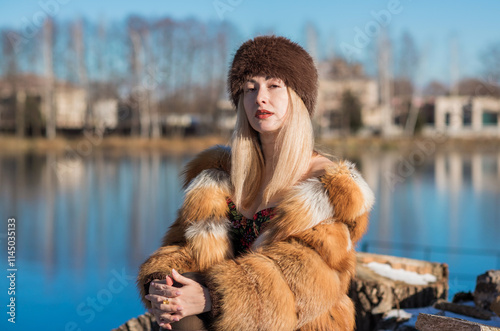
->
[434,300,493,320]
[475,270,500,310]
[415,313,500,331]
[351,252,449,331]
[491,296,500,318]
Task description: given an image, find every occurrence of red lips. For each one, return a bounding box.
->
[255,109,274,119]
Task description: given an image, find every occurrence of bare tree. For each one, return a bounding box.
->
[422,80,448,97]
[378,30,393,136]
[396,31,421,135]
[127,16,154,137]
[43,18,56,139]
[397,31,419,81]
[71,19,92,130]
[480,41,500,85]
[1,30,22,135]
[0,14,243,137]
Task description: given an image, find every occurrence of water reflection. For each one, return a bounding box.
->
[359,149,500,294]
[0,148,499,329]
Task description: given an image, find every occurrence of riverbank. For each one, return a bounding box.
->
[0,135,229,155]
[1,134,499,156]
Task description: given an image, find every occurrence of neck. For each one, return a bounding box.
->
[259,131,279,172]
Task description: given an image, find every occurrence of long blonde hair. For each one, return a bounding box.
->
[230,87,314,210]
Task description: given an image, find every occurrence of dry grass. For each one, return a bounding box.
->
[317,135,500,157]
[0,135,229,156]
[1,135,499,157]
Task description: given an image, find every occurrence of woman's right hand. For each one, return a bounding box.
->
[146,275,182,330]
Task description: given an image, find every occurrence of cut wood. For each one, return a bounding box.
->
[492,296,500,318]
[351,252,449,331]
[415,313,500,331]
[475,270,500,310]
[434,300,493,320]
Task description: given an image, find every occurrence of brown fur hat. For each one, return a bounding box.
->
[228,35,318,116]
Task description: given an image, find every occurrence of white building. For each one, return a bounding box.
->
[316,78,381,137]
[93,99,118,130]
[434,96,500,136]
[54,86,87,129]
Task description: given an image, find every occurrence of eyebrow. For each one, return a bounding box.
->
[247,76,281,83]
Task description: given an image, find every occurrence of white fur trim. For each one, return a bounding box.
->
[185,219,230,240]
[184,168,231,195]
[345,161,375,217]
[253,178,334,250]
[296,178,336,229]
[343,224,353,251]
[252,230,272,249]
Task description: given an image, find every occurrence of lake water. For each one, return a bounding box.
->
[0,145,499,330]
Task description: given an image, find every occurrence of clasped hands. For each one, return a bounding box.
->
[146,269,212,330]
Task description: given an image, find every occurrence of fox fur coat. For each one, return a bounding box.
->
[137,145,374,331]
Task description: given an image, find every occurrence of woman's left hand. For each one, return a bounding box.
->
[146,269,212,328]
[146,275,179,329]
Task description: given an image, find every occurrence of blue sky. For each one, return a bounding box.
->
[1,0,499,86]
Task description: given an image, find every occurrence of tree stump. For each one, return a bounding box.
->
[475,270,500,311]
[350,252,449,331]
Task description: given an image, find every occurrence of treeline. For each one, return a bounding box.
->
[0,15,242,137]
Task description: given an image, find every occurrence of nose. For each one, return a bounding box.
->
[255,86,269,106]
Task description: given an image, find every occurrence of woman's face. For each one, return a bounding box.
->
[242,75,289,135]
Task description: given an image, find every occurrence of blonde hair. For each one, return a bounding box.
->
[230,87,314,210]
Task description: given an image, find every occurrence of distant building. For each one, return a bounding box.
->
[214,99,236,136]
[54,85,87,129]
[434,96,500,136]
[0,74,119,134]
[316,78,381,137]
[315,58,383,137]
[93,99,118,130]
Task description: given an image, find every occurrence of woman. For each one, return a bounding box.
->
[136,36,374,330]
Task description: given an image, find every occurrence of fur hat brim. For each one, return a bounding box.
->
[228,35,318,116]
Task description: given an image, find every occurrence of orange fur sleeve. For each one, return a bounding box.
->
[321,161,375,243]
[136,146,233,309]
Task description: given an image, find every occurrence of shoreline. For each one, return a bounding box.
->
[1,135,499,156]
[0,135,229,156]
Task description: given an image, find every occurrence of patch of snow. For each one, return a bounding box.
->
[384,309,412,320]
[365,262,437,285]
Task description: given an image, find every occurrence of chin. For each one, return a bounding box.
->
[250,121,282,135]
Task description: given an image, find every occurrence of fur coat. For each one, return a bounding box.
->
[137,145,375,331]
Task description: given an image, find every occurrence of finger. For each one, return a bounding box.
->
[158,299,184,315]
[155,308,180,323]
[148,285,164,296]
[146,294,173,305]
[149,280,167,296]
[152,280,182,293]
[160,303,184,315]
[149,280,166,291]
[152,278,167,285]
[171,269,193,286]
[148,295,183,314]
[166,275,174,286]
[156,314,173,330]
[151,310,172,330]
[149,284,182,298]
[160,322,172,330]
[148,285,166,296]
